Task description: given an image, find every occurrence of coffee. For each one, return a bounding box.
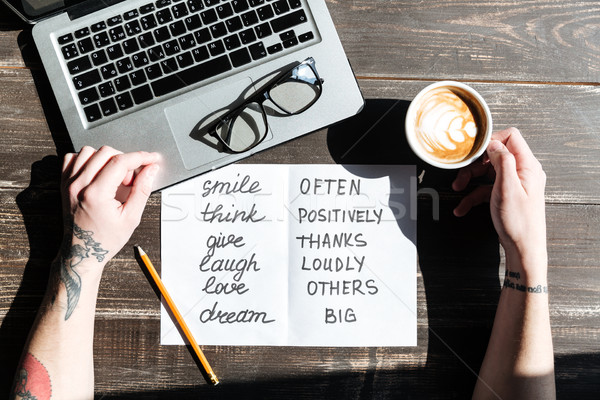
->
[405,81,492,169]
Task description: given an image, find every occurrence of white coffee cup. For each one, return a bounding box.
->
[405,81,493,169]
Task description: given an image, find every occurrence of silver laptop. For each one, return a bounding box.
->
[5,0,364,190]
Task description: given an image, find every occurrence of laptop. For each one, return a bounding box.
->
[4,0,364,190]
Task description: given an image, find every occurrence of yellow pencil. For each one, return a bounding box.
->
[135,245,219,385]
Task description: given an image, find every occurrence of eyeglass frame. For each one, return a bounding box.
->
[210,57,324,154]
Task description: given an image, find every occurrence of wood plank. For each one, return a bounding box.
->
[1,179,598,397]
[2,1,600,82]
[329,0,600,83]
[2,68,600,203]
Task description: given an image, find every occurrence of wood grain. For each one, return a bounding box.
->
[1,0,599,398]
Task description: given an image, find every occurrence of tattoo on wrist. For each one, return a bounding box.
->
[11,352,52,400]
[503,269,548,294]
[58,221,108,320]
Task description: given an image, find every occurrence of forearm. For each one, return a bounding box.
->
[473,251,555,400]
[12,259,104,400]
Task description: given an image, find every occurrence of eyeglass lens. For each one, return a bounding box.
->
[216,59,321,153]
[215,102,268,153]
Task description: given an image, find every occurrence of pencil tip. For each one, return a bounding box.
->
[134,245,145,256]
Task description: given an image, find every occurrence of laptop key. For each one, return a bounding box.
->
[298,31,313,42]
[156,9,173,24]
[270,9,307,32]
[124,9,139,20]
[123,38,140,54]
[132,51,150,67]
[93,32,111,47]
[140,3,156,14]
[75,28,90,38]
[107,44,124,60]
[84,104,102,122]
[107,16,123,26]
[100,98,118,116]
[248,42,266,60]
[131,84,154,104]
[179,34,196,50]
[272,0,289,15]
[98,82,116,97]
[145,63,163,79]
[241,10,258,26]
[100,63,118,79]
[138,33,156,48]
[160,57,179,73]
[156,0,172,8]
[187,0,204,12]
[216,3,233,19]
[287,0,301,9]
[239,28,256,44]
[116,92,134,110]
[224,34,241,50]
[184,15,202,31]
[208,40,226,56]
[172,3,189,18]
[114,76,132,91]
[78,37,95,54]
[204,0,220,6]
[116,57,134,74]
[126,21,143,36]
[91,22,107,32]
[109,26,127,41]
[194,28,211,44]
[176,51,194,68]
[58,33,73,44]
[210,22,227,38]
[91,50,108,66]
[169,20,187,36]
[130,70,148,85]
[61,43,79,59]
[151,54,232,96]
[257,5,274,21]
[79,87,99,105]
[141,15,158,30]
[67,55,92,75]
[282,37,298,48]
[148,45,166,61]
[192,46,210,62]
[226,16,243,32]
[154,26,171,42]
[73,69,101,90]
[254,22,272,38]
[230,47,251,67]
[163,39,181,56]
[232,0,249,13]
[200,9,218,25]
[266,43,282,54]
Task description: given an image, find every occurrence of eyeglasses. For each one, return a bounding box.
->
[211,57,323,153]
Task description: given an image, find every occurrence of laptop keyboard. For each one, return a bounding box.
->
[57,0,317,124]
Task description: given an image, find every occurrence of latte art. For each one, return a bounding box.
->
[415,88,479,163]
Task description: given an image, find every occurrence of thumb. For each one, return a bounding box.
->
[486,139,520,194]
[122,164,159,222]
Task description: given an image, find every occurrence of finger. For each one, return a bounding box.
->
[453,185,493,217]
[452,158,491,192]
[121,163,160,223]
[74,146,123,187]
[486,139,522,196]
[491,127,538,170]
[62,153,76,180]
[70,146,97,178]
[91,151,161,194]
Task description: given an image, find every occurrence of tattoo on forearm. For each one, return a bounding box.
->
[11,352,52,400]
[59,222,108,320]
[503,269,548,294]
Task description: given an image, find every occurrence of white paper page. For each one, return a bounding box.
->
[286,165,417,346]
[161,165,288,345]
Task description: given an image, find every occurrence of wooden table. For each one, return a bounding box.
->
[1,1,599,398]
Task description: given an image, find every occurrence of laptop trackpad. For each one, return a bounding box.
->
[164,77,272,171]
